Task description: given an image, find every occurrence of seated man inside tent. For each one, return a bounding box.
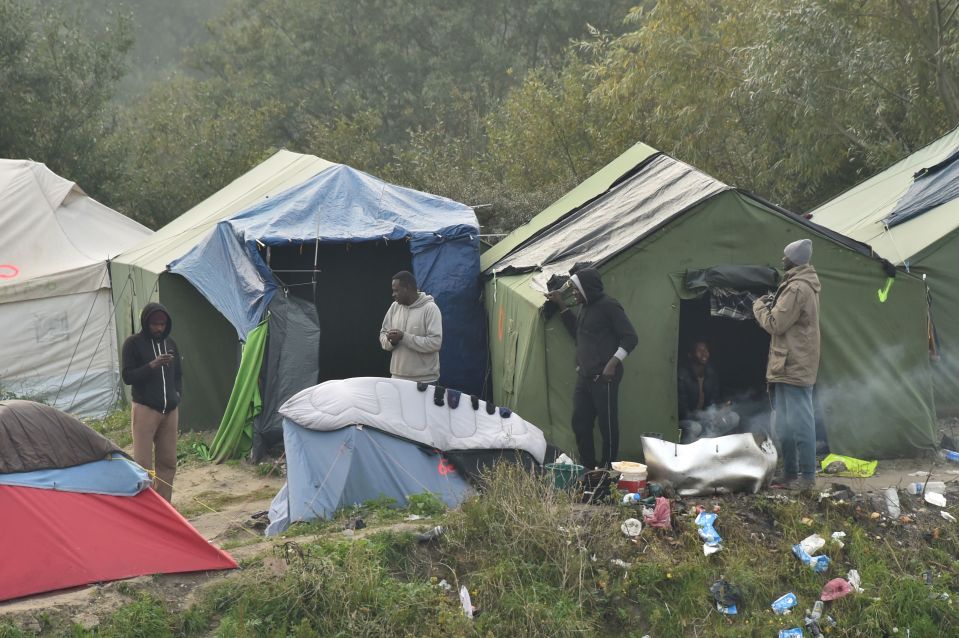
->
[677,340,740,443]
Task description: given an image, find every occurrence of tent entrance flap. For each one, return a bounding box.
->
[267,240,413,382]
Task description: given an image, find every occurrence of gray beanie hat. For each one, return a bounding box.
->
[783,238,812,265]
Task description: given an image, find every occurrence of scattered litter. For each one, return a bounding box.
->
[695,511,722,555]
[884,487,901,517]
[941,449,959,463]
[821,577,854,601]
[800,533,826,555]
[801,517,815,526]
[610,559,630,569]
[941,511,957,523]
[554,453,575,465]
[459,585,474,619]
[405,514,423,521]
[870,512,881,520]
[709,579,742,615]
[900,515,914,524]
[771,592,798,615]
[417,525,445,543]
[792,543,830,573]
[906,481,946,495]
[437,579,452,591]
[830,531,846,548]
[924,491,947,508]
[819,453,877,477]
[908,470,931,477]
[805,600,826,637]
[643,496,672,529]
[620,518,643,538]
[848,569,863,592]
[779,629,803,638]
[622,493,644,505]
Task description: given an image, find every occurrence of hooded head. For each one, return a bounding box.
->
[569,268,604,305]
[783,239,812,269]
[139,302,172,341]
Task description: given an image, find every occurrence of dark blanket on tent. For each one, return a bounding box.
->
[0,400,119,473]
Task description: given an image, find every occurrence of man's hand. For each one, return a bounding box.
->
[149,353,173,369]
[387,329,404,345]
[546,290,565,306]
[600,357,620,382]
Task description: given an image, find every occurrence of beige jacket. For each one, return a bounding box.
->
[753,264,821,386]
[379,292,443,382]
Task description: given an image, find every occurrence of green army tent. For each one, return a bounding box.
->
[110,151,335,429]
[812,126,959,416]
[482,143,937,461]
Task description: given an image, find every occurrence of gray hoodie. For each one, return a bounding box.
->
[379,292,443,382]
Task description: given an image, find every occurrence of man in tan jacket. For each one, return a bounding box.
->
[753,238,821,491]
[379,271,443,383]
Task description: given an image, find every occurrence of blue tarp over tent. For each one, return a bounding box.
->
[169,164,486,395]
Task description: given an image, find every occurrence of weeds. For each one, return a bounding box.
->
[87,406,133,448]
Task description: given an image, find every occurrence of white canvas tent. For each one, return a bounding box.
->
[0,159,153,417]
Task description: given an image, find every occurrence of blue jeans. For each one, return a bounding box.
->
[774,383,816,480]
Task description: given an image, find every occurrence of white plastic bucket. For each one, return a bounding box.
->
[612,461,647,493]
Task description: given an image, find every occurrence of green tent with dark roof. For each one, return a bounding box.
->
[482,143,937,461]
[812,126,959,416]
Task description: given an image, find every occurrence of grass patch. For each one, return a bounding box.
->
[87,406,133,448]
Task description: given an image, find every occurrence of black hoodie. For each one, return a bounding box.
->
[121,302,182,413]
[557,268,638,378]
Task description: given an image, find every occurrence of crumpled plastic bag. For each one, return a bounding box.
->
[643,496,672,529]
[820,577,854,601]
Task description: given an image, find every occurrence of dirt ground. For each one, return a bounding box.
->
[3,449,958,633]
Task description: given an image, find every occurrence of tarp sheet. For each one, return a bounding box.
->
[266,423,472,535]
[169,164,478,340]
[0,485,236,601]
[253,294,319,462]
[0,400,119,473]
[0,454,149,496]
[206,320,269,462]
[488,154,729,278]
[884,146,959,227]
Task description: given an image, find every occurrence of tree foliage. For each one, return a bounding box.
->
[0,0,132,195]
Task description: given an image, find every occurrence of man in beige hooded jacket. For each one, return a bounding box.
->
[753,238,821,491]
[379,270,443,382]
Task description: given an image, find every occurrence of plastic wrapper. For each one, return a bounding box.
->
[771,592,798,615]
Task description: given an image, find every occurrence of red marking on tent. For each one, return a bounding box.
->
[438,458,455,476]
[0,264,19,279]
[497,305,504,342]
[0,485,236,602]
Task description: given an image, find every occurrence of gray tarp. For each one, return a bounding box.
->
[489,154,729,277]
[0,400,119,473]
[252,294,320,461]
[266,422,472,535]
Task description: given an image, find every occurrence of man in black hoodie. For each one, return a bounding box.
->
[122,303,182,502]
[547,268,638,469]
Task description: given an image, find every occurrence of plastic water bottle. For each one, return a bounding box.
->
[622,493,643,505]
[942,449,959,463]
[906,481,946,495]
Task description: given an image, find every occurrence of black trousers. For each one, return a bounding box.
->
[571,368,622,469]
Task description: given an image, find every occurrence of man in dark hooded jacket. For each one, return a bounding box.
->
[121,303,182,502]
[547,268,638,469]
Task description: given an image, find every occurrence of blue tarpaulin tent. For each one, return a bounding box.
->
[168,163,486,458]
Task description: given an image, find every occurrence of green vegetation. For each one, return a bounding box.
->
[87,406,133,448]
[8,465,955,637]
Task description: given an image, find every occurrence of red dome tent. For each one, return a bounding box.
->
[0,401,236,602]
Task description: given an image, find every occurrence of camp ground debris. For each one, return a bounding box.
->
[112,151,484,437]
[0,160,152,418]
[482,141,937,463]
[0,400,235,602]
[265,377,547,535]
[812,124,959,417]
